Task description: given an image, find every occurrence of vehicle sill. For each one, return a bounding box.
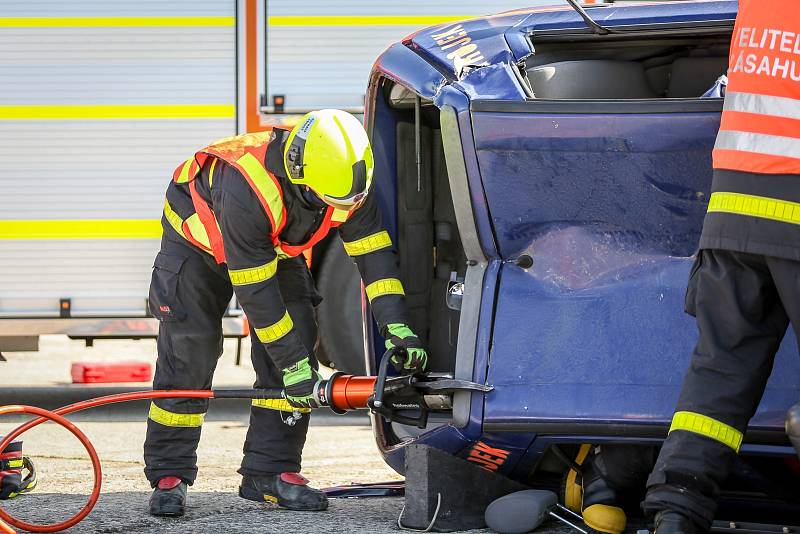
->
[484,421,790,446]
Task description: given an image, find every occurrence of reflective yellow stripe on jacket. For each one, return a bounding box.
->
[364,278,405,302]
[163,200,186,239]
[254,311,294,343]
[175,157,195,184]
[229,258,278,286]
[707,192,800,226]
[669,411,743,452]
[236,152,285,231]
[184,214,214,252]
[332,209,349,223]
[148,402,205,428]
[343,231,392,256]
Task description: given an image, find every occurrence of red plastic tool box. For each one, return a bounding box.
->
[70,362,152,384]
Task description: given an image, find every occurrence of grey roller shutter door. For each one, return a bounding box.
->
[264,1,556,111]
[0,1,237,316]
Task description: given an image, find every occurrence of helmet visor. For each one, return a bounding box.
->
[320,190,368,211]
[318,159,370,210]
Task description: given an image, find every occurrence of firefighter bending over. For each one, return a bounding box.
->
[144,110,426,516]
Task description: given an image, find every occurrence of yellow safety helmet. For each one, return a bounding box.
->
[284,109,374,211]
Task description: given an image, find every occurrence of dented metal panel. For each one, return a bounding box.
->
[264,0,543,111]
[365,1,800,482]
[470,91,800,436]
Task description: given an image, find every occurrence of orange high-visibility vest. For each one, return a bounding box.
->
[172,131,350,264]
[713,0,800,175]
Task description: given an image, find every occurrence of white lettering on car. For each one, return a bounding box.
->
[430,24,485,66]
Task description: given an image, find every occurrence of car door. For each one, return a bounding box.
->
[471,98,800,436]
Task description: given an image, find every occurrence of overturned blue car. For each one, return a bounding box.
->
[313,1,800,528]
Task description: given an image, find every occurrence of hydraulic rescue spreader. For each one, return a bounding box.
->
[0,349,491,533]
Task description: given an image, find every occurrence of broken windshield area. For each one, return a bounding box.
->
[525,33,732,100]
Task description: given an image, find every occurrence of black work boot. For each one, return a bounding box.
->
[654,511,699,534]
[149,476,187,517]
[239,473,328,511]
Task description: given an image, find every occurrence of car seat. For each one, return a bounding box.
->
[665,56,729,98]
[528,60,657,99]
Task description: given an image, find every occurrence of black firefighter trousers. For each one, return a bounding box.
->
[143,236,319,487]
[643,249,800,528]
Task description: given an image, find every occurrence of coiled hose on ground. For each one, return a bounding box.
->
[0,367,382,532]
[0,388,283,533]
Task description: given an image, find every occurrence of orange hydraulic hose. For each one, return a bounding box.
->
[0,405,101,533]
[0,379,375,533]
[5,390,215,440]
[0,390,216,534]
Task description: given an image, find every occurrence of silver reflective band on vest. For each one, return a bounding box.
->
[724,91,800,121]
[715,130,800,160]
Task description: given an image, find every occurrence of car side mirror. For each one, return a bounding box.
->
[446,272,464,311]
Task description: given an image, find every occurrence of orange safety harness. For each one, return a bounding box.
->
[172,131,349,264]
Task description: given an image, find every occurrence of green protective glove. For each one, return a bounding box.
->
[381,323,428,374]
[281,357,322,409]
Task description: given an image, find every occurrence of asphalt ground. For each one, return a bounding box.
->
[0,419,577,534]
[0,336,576,533]
[0,421,409,534]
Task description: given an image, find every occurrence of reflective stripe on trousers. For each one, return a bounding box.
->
[251,398,310,414]
[668,411,743,452]
[148,402,205,428]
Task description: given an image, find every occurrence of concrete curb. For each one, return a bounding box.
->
[0,386,369,425]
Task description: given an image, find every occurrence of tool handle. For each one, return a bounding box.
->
[211,388,284,399]
[371,348,398,409]
[369,348,430,429]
